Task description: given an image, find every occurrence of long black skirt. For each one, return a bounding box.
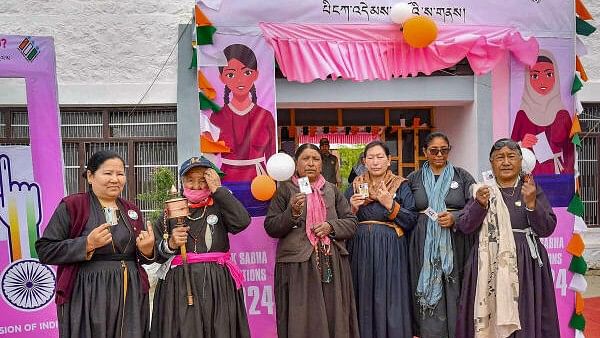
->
[151,262,250,338]
[347,223,413,338]
[58,260,150,338]
[275,247,359,338]
[456,232,560,338]
[408,215,474,338]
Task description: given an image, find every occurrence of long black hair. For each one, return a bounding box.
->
[219,44,258,105]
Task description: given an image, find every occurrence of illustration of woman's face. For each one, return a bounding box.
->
[220,58,259,97]
[529,61,555,95]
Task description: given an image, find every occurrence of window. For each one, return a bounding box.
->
[0,106,178,220]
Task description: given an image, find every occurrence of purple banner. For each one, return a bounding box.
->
[0,35,63,337]
[510,37,577,338]
[199,33,278,336]
[540,208,575,338]
[229,217,278,338]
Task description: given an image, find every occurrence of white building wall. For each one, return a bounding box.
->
[0,0,191,105]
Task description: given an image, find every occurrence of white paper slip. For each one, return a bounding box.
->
[532,132,554,163]
[481,170,495,185]
[298,176,312,194]
[358,183,369,198]
[424,207,438,221]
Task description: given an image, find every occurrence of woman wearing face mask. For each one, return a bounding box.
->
[455,138,559,338]
[265,143,359,338]
[407,132,476,338]
[346,140,418,338]
[36,150,155,338]
[151,156,251,338]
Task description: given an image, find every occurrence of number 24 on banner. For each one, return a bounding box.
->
[244,285,274,315]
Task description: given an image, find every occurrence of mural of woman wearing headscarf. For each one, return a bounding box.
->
[511,50,574,175]
[209,43,276,216]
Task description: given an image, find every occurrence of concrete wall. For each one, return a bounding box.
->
[435,105,478,175]
[0,0,191,105]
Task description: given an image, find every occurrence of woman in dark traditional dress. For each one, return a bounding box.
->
[36,150,156,338]
[346,141,417,338]
[456,138,560,338]
[265,143,359,338]
[407,132,475,338]
[150,156,251,338]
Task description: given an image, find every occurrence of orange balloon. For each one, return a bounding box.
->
[402,16,438,48]
[251,175,276,201]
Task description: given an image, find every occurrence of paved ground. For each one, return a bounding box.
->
[585,270,599,337]
[585,269,600,298]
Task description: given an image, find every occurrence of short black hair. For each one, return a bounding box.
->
[489,138,522,159]
[82,150,125,178]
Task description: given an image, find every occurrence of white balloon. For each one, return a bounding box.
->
[266,153,296,181]
[390,2,414,25]
[521,148,537,174]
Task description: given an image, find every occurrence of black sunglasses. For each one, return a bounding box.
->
[426,147,451,156]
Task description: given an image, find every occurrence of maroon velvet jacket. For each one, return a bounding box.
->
[54,193,149,305]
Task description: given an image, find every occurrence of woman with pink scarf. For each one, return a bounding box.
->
[150,156,251,338]
[265,143,359,338]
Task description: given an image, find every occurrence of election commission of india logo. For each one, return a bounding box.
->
[1,259,55,311]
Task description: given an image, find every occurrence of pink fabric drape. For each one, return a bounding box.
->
[259,23,539,83]
[299,132,379,145]
[172,252,244,289]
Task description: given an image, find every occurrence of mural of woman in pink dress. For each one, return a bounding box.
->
[511,50,574,175]
[210,43,276,183]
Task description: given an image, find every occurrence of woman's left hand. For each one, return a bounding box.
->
[136,221,155,258]
[313,222,333,238]
[521,175,537,209]
[204,168,222,193]
[374,181,394,211]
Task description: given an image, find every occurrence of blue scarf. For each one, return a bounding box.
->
[416,161,455,312]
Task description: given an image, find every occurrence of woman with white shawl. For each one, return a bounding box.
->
[455,138,559,338]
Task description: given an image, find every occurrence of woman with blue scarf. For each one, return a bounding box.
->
[346,141,417,338]
[407,132,476,338]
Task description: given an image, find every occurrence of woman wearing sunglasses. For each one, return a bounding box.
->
[407,132,476,338]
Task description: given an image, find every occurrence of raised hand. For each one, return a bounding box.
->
[136,221,155,257]
[86,223,112,253]
[204,168,222,193]
[290,193,306,217]
[349,194,366,213]
[521,175,537,209]
[475,186,491,208]
[374,181,393,211]
[0,155,42,261]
